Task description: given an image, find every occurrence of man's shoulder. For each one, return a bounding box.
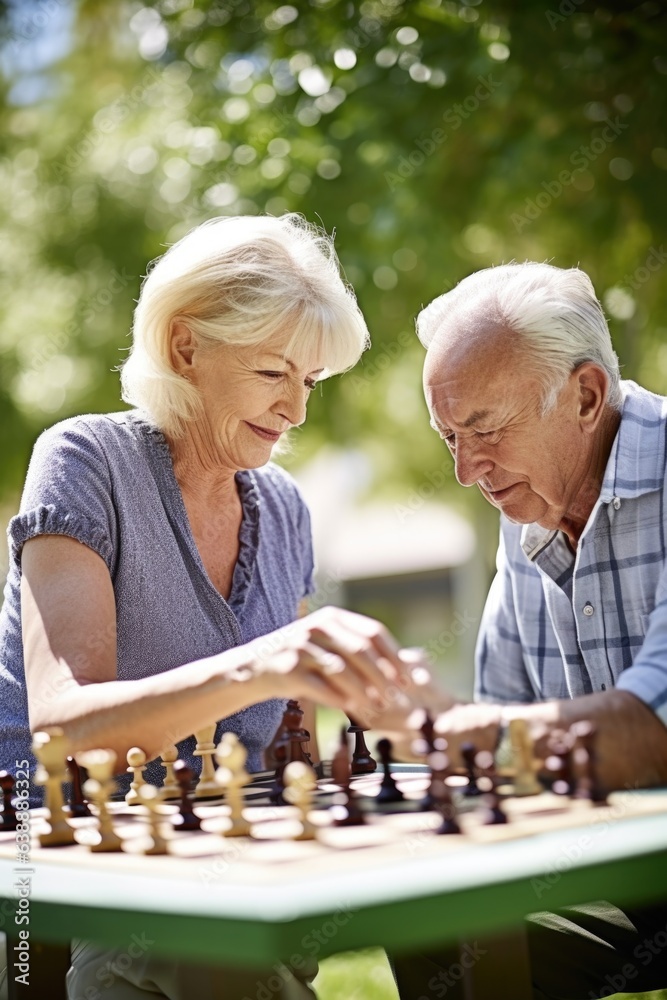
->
[620,380,667,424]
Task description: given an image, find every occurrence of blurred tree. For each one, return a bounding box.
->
[0,0,665,522]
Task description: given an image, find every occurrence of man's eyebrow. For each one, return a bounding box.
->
[261,352,324,374]
[462,409,491,428]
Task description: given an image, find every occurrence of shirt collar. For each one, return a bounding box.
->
[521,380,666,560]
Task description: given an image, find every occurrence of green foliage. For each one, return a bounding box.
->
[1,0,666,504]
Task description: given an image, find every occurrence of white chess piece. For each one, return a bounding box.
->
[214,733,250,837]
[33,728,76,847]
[284,761,317,841]
[125,747,148,806]
[194,725,219,799]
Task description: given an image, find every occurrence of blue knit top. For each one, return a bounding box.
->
[0,410,314,800]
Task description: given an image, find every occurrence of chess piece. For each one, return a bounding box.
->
[347,717,376,775]
[284,761,317,841]
[331,727,365,827]
[136,784,169,855]
[160,746,180,800]
[423,741,450,812]
[570,721,607,804]
[376,739,405,805]
[194,724,220,799]
[284,701,315,770]
[269,731,289,806]
[65,756,92,818]
[481,790,508,826]
[33,728,76,847]
[0,772,18,831]
[509,719,542,796]
[215,733,251,837]
[125,747,148,806]
[432,771,461,835]
[460,742,483,797]
[172,761,201,831]
[77,749,123,853]
[545,729,574,796]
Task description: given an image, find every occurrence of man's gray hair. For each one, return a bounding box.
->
[417,262,622,412]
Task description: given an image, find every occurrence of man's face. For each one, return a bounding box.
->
[424,329,589,529]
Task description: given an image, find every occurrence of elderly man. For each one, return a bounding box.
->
[393,262,667,1000]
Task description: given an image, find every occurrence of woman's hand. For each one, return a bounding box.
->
[240,607,456,728]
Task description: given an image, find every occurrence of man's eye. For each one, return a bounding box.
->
[479,430,502,443]
[443,433,456,447]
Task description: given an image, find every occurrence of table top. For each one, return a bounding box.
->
[1,767,666,965]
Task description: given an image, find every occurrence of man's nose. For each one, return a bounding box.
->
[454,438,494,487]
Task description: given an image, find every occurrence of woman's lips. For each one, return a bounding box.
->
[245,422,282,442]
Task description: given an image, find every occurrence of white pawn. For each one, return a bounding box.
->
[126,747,148,806]
[77,749,123,853]
[160,746,180,800]
[194,725,219,799]
[214,734,250,837]
[510,719,542,797]
[136,784,169,855]
[284,762,317,841]
[33,728,76,847]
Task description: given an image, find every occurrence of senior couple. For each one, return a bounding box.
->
[1,213,667,1000]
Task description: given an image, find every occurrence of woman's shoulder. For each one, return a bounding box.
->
[33,409,157,461]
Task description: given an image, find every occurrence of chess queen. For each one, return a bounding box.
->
[0,214,430,1000]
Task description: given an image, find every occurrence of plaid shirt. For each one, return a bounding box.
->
[475,380,667,725]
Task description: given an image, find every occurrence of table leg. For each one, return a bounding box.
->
[461,926,533,1000]
[5,931,69,1000]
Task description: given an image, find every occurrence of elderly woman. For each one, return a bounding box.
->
[0,214,421,1000]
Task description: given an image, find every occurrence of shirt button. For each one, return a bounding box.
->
[583,603,595,616]
[612,497,621,510]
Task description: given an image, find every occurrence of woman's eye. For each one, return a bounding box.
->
[258,370,284,380]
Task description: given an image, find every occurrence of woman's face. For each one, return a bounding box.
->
[183,328,324,471]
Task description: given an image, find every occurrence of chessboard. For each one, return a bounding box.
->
[3,765,667,881]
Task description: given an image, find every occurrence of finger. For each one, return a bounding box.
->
[300,641,379,717]
[307,625,397,702]
[310,607,405,678]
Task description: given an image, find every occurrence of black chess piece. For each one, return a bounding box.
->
[432,774,461,835]
[284,700,316,771]
[0,772,18,831]
[65,756,92,818]
[347,717,377,775]
[460,742,483,797]
[376,739,405,805]
[172,761,202,831]
[571,721,607,804]
[545,730,574,796]
[331,727,365,826]
[269,733,289,806]
[482,791,508,826]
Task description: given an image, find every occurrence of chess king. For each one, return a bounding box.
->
[0,214,436,1000]
[391,262,667,1000]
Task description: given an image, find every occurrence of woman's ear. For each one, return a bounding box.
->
[170,319,196,375]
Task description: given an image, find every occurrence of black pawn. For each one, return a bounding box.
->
[348,718,377,775]
[432,776,461,835]
[270,736,289,806]
[66,756,92,818]
[460,742,483,797]
[172,761,201,831]
[0,772,17,831]
[482,791,508,826]
[332,728,365,826]
[376,739,405,805]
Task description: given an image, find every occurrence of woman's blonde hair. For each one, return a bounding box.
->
[121,213,370,435]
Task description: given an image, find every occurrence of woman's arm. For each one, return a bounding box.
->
[22,536,409,763]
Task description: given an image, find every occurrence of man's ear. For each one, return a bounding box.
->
[576,362,609,432]
[170,319,196,375]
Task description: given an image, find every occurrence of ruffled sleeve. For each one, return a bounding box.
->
[8,418,117,573]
